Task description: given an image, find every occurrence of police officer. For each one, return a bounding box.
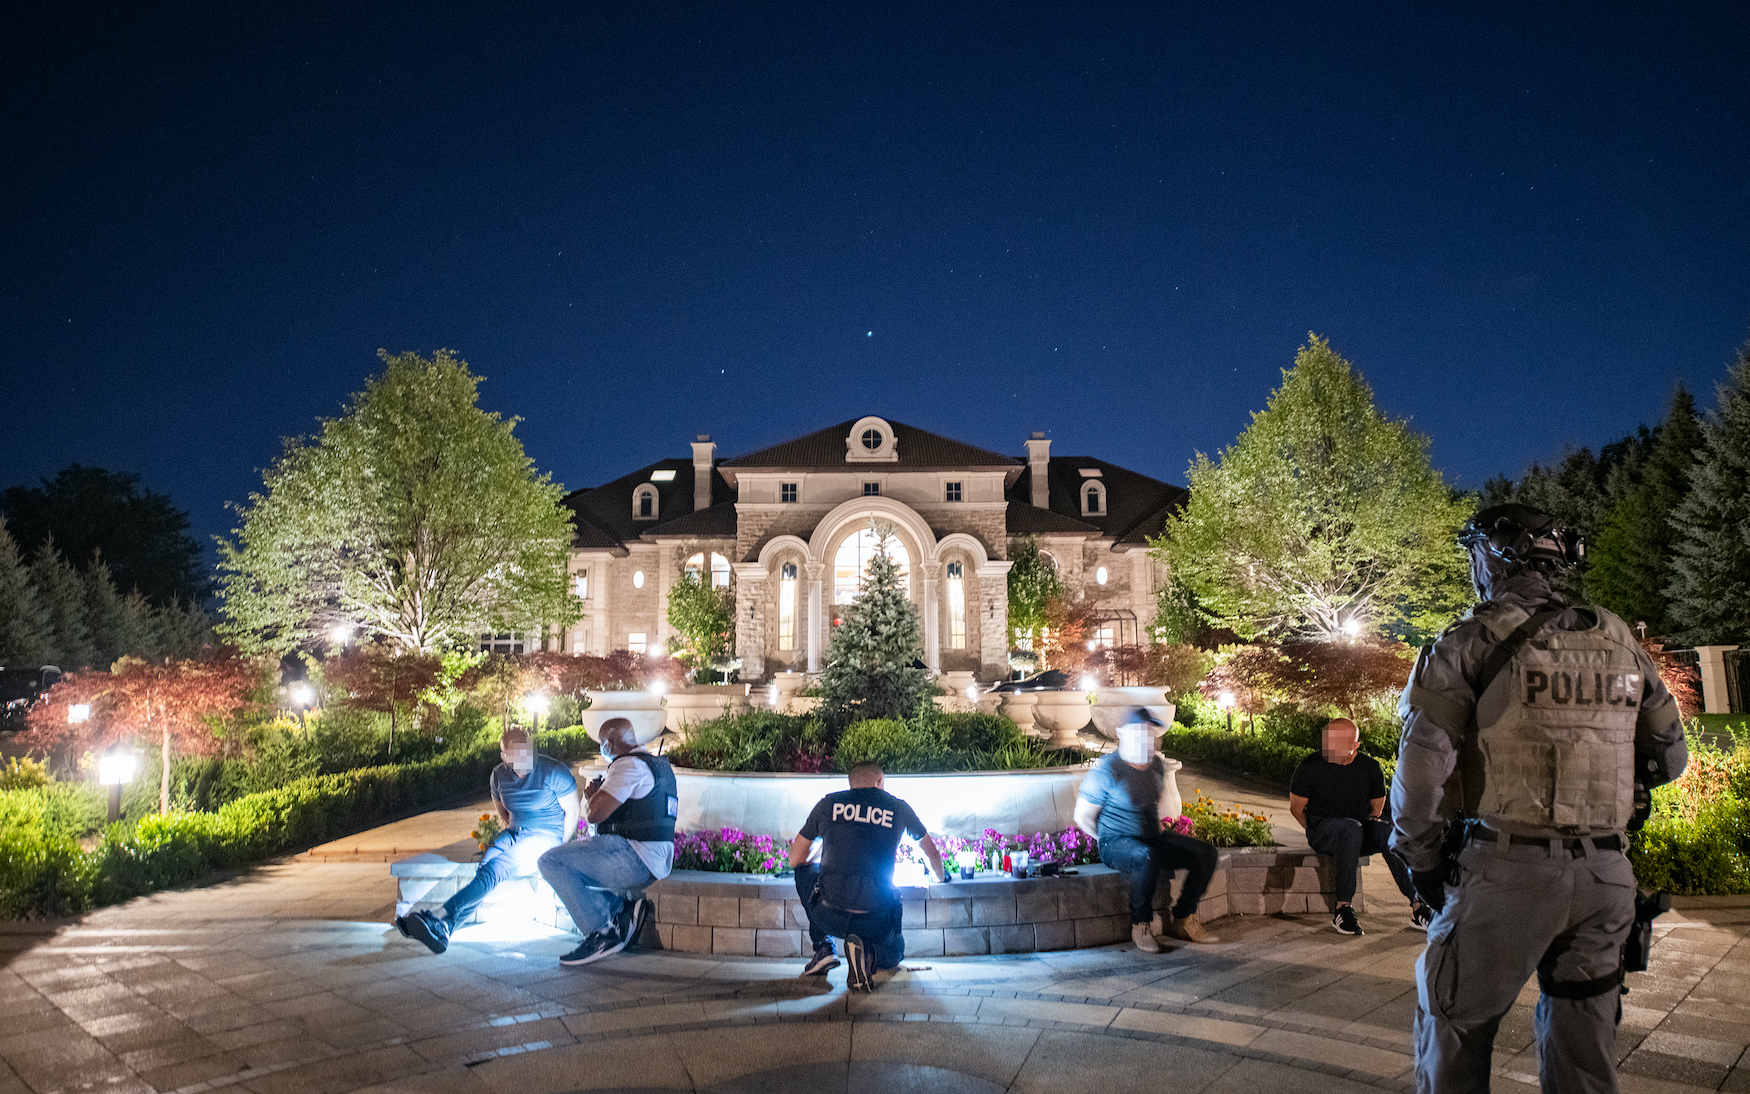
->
[1391,503,1687,1093]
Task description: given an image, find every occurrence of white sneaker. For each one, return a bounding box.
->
[1132,921,1162,954]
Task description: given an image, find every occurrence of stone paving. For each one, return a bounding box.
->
[2,853,1748,1094]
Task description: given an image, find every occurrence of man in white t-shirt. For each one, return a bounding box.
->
[537,718,678,966]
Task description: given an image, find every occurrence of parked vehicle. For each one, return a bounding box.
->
[0,665,61,733]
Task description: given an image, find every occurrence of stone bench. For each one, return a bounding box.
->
[392,846,1364,955]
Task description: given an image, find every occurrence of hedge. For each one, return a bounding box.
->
[0,727,601,920]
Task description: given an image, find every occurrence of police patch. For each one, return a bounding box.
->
[1524,670,1640,707]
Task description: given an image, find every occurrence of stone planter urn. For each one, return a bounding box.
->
[581,689,668,746]
[1090,686,1176,736]
[1032,690,1094,749]
[764,672,810,710]
[661,685,746,737]
[996,691,1040,736]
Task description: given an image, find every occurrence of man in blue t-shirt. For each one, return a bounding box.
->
[788,761,945,991]
[397,727,578,954]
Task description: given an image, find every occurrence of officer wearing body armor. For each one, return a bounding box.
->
[1390,503,1686,1094]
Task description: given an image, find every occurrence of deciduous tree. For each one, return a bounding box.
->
[1006,537,1064,648]
[218,350,581,656]
[1154,335,1473,643]
[666,573,736,679]
[323,646,445,757]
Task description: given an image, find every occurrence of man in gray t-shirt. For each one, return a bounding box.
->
[397,728,578,954]
[1075,713,1220,952]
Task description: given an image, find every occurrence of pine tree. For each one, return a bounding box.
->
[84,552,153,666]
[29,538,97,670]
[819,522,932,724]
[1667,339,1750,645]
[147,598,215,659]
[1587,387,1704,634]
[0,520,52,667]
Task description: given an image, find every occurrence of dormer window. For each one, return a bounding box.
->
[633,483,659,520]
[861,428,883,451]
[1081,479,1107,517]
[846,416,898,462]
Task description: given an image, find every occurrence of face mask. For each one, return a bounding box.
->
[1117,727,1152,765]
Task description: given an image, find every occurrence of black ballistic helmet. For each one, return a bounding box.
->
[1458,504,1584,598]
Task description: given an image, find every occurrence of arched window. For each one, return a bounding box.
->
[1081,480,1106,517]
[684,552,731,588]
[778,561,798,649]
[833,529,910,604]
[633,484,659,520]
[946,561,966,649]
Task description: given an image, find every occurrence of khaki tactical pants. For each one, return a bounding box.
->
[1415,836,1634,1094]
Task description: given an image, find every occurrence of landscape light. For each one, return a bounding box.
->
[1079,675,1098,692]
[648,680,667,696]
[767,683,780,708]
[290,683,314,707]
[1342,618,1362,638]
[68,704,91,724]
[98,745,136,823]
[965,685,978,702]
[1217,691,1235,710]
[330,623,353,646]
[525,694,550,717]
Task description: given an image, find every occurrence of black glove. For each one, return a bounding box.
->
[1412,869,1447,913]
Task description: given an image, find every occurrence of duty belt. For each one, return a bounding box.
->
[1471,829,1622,855]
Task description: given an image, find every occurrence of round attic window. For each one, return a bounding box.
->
[861,428,883,450]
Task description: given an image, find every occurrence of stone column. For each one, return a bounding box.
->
[922,573,940,672]
[592,556,611,654]
[976,561,1014,681]
[734,565,767,680]
[1130,549,1154,640]
[1697,645,1741,715]
[656,547,674,644]
[806,562,825,673]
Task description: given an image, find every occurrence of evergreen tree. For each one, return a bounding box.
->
[1668,338,1750,645]
[83,552,153,667]
[1586,387,1704,633]
[819,522,932,724]
[0,520,52,667]
[147,599,215,659]
[29,539,97,670]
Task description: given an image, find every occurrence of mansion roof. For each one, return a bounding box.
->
[560,417,1186,555]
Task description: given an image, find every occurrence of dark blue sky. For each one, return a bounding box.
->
[5,3,1748,559]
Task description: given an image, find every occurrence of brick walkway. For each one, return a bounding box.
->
[2,848,1747,1094]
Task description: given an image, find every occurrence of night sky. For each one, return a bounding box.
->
[5,3,1748,563]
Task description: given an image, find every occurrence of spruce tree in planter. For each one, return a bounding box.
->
[819,522,933,725]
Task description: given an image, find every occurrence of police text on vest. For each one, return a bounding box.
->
[832,803,895,827]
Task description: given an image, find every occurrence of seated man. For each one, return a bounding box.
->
[1075,711,1220,951]
[538,718,677,966]
[1289,717,1427,935]
[398,727,578,954]
[788,761,946,992]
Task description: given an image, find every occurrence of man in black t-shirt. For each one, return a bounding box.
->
[787,761,946,991]
[1288,718,1426,936]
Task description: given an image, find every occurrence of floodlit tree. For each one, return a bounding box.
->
[1006,537,1065,648]
[819,522,931,724]
[1154,335,1473,643]
[1667,337,1750,645]
[218,350,581,656]
[1585,386,1704,635]
[323,646,445,757]
[25,651,264,814]
[666,572,736,680]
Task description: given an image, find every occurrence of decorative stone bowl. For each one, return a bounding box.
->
[580,689,668,745]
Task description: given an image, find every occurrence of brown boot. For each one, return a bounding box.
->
[1164,913,1218,945]
[1131,922,1162,953]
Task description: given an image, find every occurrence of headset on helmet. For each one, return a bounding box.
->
[1459,504,1585,570]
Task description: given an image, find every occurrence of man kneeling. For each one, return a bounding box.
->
[397,727,578,954]
[538,718,677,966]
[788,761,945,992]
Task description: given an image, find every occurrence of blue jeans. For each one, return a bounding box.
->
[1305,816,1417,905]
[1099,830,1220,923]
[792,863,905,969]
[443,827,562,925]
[537,835,657,937]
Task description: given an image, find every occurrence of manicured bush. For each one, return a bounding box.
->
[1629,728,1750,895]
[0,784,107,842]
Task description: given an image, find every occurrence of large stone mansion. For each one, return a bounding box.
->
[553,416,1186,682]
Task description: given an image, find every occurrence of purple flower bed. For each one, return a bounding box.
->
[673,824,1142,876]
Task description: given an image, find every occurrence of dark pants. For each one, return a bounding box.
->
[442,826,561,925]
[1099,830,1220,923]
[793,863,905,969]
[1305,816,1417,906]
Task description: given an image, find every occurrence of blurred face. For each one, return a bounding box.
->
[501,738,534,774]
[1117,725,1153,765]
[1322,721,1360,764]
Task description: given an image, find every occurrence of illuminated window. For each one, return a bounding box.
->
[1095,566,1108,585]
[780,482,798,503]
[834,528,910,603]
[634,484,659,520]
[863,482,881,497]
[628,632,647,653]
[778,562,797,649]
[649,469,676,482]
[479,632,526,654]
[1094,625,1115,649]
[684,552,731,588]
[947,561,966,649]
[633,570,645,589]
[574,570,589,599]
[945,482,962,502]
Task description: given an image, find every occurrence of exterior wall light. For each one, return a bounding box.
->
[633,571,645,588]
[1096,567,1108,585]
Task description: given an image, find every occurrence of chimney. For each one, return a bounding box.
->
[691,435,717,511]
[1025,432,1051,509]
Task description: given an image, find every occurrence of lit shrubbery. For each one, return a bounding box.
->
[1629,727,1750,895]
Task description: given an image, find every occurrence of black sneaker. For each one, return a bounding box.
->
[801,943,840,977]
[559,930,627,967]
[1409,903,1433,931]
[1332,905,1363,936]
[618,897,652,950]
[843,934,875,992]
[396,910,450,954]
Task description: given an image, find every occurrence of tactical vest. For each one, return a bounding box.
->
[1468,603,1643,832]
[597,752,679,843]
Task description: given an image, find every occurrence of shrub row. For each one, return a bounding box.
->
[0,727,600,920]
[1158,724,1397,788]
